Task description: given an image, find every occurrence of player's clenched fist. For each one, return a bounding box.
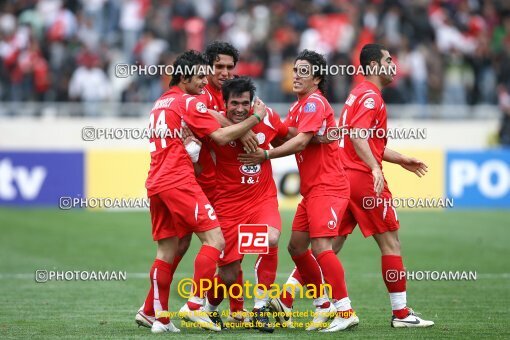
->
[252,97,267,120]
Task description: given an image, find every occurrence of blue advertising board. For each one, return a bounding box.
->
[0,152,84,206]
[446,150,510,208]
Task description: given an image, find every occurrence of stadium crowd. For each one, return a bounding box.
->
[0,0,510,116]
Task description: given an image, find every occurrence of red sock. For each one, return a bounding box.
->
[207,274,226,307]
[170,255,183,276]
[382,255,408,318]
[316,250,348,301]
[229,270,244,312]
[291,249,323,298]
[255,247,278,288]
[280,267,304,308]
[145,259,173,324]
[188,245,221,309]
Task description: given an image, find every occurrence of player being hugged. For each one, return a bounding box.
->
[239,50,359,332]
[202,77,293,332]
[136,50,267,333]
[166,42,259,326]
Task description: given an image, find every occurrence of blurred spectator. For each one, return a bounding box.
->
[68,51,111,115]
[0,0,509,109]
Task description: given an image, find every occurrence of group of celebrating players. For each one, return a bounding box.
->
[135,41,435,333]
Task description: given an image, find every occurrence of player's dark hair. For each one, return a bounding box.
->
[169,50,208,86]
[360,44,386,74]
[222,76,256,103]
[205,41,240,66]
[294,49,327,94]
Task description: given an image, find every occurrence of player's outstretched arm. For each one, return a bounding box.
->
[271,127,297,147]
[310,133,334,144]
[209,98,267,146]
[383,148,428,177]
[238,132,313,165]
[351,132,384,196]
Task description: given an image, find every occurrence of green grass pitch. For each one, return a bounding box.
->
[1,208,509,338]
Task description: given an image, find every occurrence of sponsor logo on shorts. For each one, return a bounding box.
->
[238,224,269,254]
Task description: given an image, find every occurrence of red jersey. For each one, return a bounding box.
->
[194,83,225,198]
[284,90,349,198]
[207,107,288,218]
[145,86,221,196]
[339,80,387,173]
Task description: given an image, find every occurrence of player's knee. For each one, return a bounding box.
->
[287,241,305,256]
[214,237,225,252]
[219,268,239,286]
[268,231,280,247]
[332,236,346,254]
[311,240,331,257]
[177,235,192,256]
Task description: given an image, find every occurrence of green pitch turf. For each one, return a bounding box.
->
[1,208,509,339]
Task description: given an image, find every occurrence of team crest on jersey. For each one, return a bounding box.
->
[239,164,261,176]
[345,94,357,106]
[229,140,237,147]
[196,101,207,113]
[256,132,266,145]
[303,102,316,113]
[364,98,375,109]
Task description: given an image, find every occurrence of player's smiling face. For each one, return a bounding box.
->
[226,91,251,124]
[293,60,320,97]
[184,74,208,95]
[209,54,235,89]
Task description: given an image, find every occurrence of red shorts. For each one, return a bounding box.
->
[149,182,220,241]
[217,198,281,267]
[292,195,349,238]
[339,169,400,238]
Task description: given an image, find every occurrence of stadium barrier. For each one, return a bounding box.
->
[0,110,508,209]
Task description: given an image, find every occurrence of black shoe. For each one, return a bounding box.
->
[252,306,274,333]
[208,311,226,330]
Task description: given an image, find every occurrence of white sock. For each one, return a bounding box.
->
[389,291,407,311]
[254,288,269,309]
[204,299,218,312]
[188,295,204,307]
[313,295,330,307]
[333,297,352,311]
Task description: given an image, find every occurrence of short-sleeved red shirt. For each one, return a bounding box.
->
[339,80,387,173]
[207,107,288,218]
[284,90,349,198]
[145,86,220,196]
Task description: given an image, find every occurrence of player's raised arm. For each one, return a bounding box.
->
[383,148,428,177]
[207,109,231,127]
[206,108,259,152]
[208,97,267,145]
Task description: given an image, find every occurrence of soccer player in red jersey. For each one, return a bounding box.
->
[201,77,292,332]
[135,50,268,333]
[170,42,259,323]
[238,50,359,332]
[336,44,434,328]
[273,45,434,330]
